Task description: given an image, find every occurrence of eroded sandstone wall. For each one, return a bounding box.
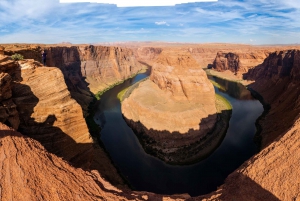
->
[212,51,269,77]
[244,49,300,148]
[77,45,143,94]
[0,55,20,129]
[0,123,191,201]
[3,45,144,116]
[0,56,125,186]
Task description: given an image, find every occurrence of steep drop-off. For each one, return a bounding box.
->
[0,55,20,129]
[122,50,219,163]
[244,49,300,148]
[3,44,144,116]
[0,123,193,201]
[0,56,125,187]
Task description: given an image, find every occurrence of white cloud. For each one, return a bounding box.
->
[155,21,170,26]
[60,0,218,7]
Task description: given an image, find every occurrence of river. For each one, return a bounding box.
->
[93,71,263,196]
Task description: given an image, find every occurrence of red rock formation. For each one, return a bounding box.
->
[122,50,218,163]
[0,122,191,200]
[212,51,269,77]
[197,115,300,201]
[3,45,144,116]
[77,45,143,94]
[0,57,124,186]
[244,50,300,148]
[0,56,19,129]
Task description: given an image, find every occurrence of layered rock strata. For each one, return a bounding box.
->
[3,45,144,116]
[122,50,218,163]
[212,51,269,78]
[244,49,300,148]
[0,57,124,186]
[12,59,93,168]
[0,55,20,129]
[0,123,191,201]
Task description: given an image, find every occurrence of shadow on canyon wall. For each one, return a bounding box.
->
[123,109,232,165]
[45,47,94,116]
[12,82,93,169]
[6,47,94,116]
[11,82,126,187]
[194,172,280,201]
[242,50,300,148]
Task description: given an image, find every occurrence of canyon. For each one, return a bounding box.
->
[0,43,300,200]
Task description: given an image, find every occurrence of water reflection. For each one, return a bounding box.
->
[210,76,253,100]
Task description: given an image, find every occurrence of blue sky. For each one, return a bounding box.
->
[0,0,299,44]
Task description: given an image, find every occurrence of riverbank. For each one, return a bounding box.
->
[95,66,148,100]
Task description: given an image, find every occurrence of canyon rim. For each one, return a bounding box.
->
[1,43,300,201]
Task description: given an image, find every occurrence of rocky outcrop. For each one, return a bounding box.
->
[0,57,125,186]
[0,123,193,201]
[12,59,94,168]
[122,50,218,163]
[212,51,269,77]
[244,50,300,148]
[0,56,20,129]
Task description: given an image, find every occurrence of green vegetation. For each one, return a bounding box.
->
[95,68,147,100]
[209,80,226,91]
[117,87,129,101]
[215,94,232,110]
[95,79,125,100]
[11,53,24,61]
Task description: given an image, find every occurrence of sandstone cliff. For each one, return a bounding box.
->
[212,51,269,78]
[0,55,20,129]
[122,50,218,163]
[3,44,144,116]
[244,49,300,148]
[0,56,124,187]
[196,115,300,201]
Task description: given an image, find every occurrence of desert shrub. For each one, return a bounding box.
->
[11,53,24,61]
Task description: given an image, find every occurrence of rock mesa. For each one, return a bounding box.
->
[122,50,217,163]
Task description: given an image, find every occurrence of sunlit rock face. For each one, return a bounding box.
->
[122,50,217,163]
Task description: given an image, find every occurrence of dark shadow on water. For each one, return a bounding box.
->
[209,76,254,100]
[123,109,231,165]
